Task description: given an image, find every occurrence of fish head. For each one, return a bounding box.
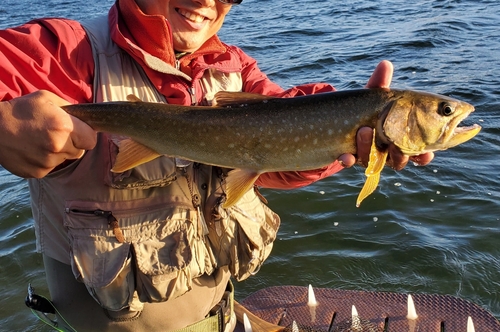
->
[380,90,481,155]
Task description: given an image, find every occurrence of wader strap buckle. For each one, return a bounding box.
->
[173,281,234,332]
[209,289,232,332]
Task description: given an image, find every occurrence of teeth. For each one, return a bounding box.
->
[178,9,205,23]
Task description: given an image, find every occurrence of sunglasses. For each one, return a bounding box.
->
[218,0,243,4]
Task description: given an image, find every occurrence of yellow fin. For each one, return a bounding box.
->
[126,94,142,103]
[111,138,161,173]
[356,129,388,207]
[222,169,261,208]
[213,91,276,107]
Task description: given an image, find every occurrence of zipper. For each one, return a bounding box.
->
[66,208,125,243]
[189,86,197,106]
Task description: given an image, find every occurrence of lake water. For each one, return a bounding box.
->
[1,0,499,330]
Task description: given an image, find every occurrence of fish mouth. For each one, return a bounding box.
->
[430,107,481,151]
[446,123,481,148]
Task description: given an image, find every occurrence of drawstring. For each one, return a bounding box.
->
[183,167,209,237]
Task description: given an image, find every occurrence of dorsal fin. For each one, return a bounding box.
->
[213,91,276,107]
[126,94,143,103]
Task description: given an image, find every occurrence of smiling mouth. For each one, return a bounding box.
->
[176,8,207,24]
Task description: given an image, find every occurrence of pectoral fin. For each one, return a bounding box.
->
[111,138,161,173]
[223,169,261,208]
[356,129,388,207]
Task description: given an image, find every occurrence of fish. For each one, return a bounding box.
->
[62,88,481,208]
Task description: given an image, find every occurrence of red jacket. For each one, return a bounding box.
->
[0,0,343,188]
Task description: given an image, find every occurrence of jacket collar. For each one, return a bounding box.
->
[109,0,228,76]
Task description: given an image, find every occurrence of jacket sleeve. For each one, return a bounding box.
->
[234,46,345,189]
[0,18,93,102]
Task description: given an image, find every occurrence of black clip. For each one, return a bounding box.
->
[25,283,56,314]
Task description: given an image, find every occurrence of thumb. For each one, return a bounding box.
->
[69,115,97,152]
[366,60,394,89]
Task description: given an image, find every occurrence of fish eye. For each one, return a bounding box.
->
[439,102,455,116]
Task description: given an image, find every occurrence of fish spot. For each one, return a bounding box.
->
[313,139,318,145]
[264,144,272,149]
[344,120,349,125]
[200,142,206,147]
[338,129,343,133]
[283,147,289,152]
[294,137,300,142]
[328,129,334,135]
[228,143,235,148]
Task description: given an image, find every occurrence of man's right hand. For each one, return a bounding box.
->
[0,90,97,178]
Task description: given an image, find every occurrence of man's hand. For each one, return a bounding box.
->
[338,60,434,170]
[0,90,97,178]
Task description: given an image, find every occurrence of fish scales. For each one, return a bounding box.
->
[63,89,395,172]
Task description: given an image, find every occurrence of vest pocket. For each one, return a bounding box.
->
[64,201,213,311]
[133,223,193,302]
[105,136,178,189]
[207,188,281,281]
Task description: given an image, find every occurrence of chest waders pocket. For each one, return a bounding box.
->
[64,201,216,311]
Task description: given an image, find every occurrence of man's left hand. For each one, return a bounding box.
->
[338,60,434,170]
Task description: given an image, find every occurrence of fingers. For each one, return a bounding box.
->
[37,94,96,162]
[410,152,434,166]
[355,127,374,167]
[386,150,435,170]
[45,91,97,155]
[0,91,96,178]
[385,144,409,171]
[349,126,434,171]
[337,153,356,168]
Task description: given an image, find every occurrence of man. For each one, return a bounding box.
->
[0,0,433,331]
